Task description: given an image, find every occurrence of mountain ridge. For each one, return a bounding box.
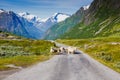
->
[60,0,120,39]
[18,12,70,32]
[0,9,42,39]
[0,9,70,39]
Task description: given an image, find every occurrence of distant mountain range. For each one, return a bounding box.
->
[0,10,70,39]
[0,9,43,39]
[18,12,70,32]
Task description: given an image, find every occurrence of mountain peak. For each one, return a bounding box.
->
[0,9,5,13]
[0,9,16,15]
[18,12,41,22]
[83,5,90,10]
[18,12,30,16]
[52,13,70,17]
[51,12,70,22]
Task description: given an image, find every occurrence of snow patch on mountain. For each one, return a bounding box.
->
[18,12,41,22]
[0,9,5,13]
[83,5,90,10]
[37,13,70,32]
[41,18,49,22]
[18,12,70,23]
[52,13,70,22]
[57,14,70,22]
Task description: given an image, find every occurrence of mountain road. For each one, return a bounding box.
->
[2,53,120,80]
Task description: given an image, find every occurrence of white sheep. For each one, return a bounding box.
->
[50,47,58,53]
[66,47,77,54]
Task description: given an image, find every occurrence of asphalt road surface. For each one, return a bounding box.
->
[2,53,120,80]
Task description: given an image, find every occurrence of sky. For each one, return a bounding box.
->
[0,0,93,19]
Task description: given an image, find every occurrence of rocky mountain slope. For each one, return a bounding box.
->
[0,9,43,39]
[0,10,70,39]
[60,0,120,39]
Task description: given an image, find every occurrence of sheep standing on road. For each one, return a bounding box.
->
[58,47,67,54]
[66,47,77,54]
[58,47,65,53]
[50,46,77,55]
[50,47,58,53]
[50,47,67,55]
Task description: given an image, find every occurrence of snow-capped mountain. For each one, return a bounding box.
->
[18,12,70,32]
[0,9,5,13]
[40,13,70,23]
[18,12,41,23]
[83,5,90,10]
[0,9,70,39]
[49,13,70,23]
[36,13,70,32]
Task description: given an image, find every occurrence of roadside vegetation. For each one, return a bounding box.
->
[0,39,55,70]
[57,37,120,73]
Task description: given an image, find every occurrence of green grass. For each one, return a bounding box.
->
[61,15,120,39]
[0,40,55,56]
[0,39,55,70]
[57,37,120,73]
[0,55,51,70]
[60,4,120,39]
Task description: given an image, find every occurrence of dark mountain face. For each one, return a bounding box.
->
[0,10,43,39]
[0,10,30,38]
[84,0,120,25]
[43,7,85,40]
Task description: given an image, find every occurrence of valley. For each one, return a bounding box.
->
[0,0,120,80]
[1,42,120,80]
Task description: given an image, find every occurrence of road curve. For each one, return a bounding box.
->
[3,53,120,80]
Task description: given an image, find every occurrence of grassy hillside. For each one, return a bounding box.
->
[61,4,120,39]
[0,39,55,70]
[57,37,120,73]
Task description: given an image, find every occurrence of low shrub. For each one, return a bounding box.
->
[0,39,55,70]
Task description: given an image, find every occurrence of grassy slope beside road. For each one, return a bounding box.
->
[57,37,120,73]
[0,39,55,70]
